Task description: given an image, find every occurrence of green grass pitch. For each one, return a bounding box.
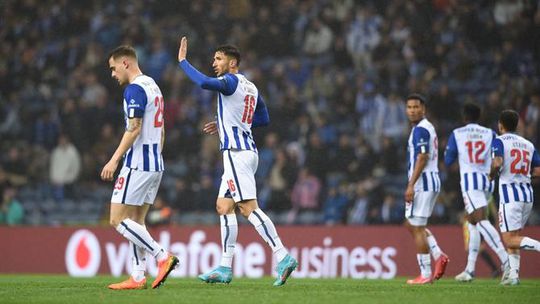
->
[0,275,538,304]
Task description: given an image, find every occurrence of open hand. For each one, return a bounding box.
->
[178,36,188,62]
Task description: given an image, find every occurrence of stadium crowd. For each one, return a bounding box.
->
[1,0,540,226]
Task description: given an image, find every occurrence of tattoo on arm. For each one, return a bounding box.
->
[127,118,142,133]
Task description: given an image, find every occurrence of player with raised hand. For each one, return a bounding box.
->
[177,36,298,286]
[403,94,449,285]
[445,103,509,282]
[103,45,178,290]
[490,110,540,285]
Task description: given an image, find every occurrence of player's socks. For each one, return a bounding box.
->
[477,220,508,263]
[131,241,146,282]
[508,253,520,278]
[417,253,432,278]
[219,214,238,267]
[116,219,167,261]
[519,237,540,251]
[248,208,288,262]
[466,223,480,273]
[426,232,442,260]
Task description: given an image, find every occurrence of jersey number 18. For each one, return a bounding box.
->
[242,95,255,124]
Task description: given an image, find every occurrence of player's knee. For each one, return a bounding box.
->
[238,206,251,218]
[110,217,123,228]
[501,233,512,246]
[216,204,228,215]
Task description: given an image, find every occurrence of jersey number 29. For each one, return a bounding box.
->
[154,96,164,127]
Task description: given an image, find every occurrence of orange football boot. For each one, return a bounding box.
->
[433,253,450,280]
[151,254,179,289]
[406,275,433,285]
[108,277,147,290]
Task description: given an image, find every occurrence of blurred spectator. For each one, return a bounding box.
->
[288,168,321,223]
[49,134,81,201]
[1,146,28,187]
[323,184,350,225]
[194,175,217,211]
[33,110,60,150]
[266,149,296,211]
[380,194,403,224]
[0,184,24,225]
[303,18,334,59]
[147,196,172,226]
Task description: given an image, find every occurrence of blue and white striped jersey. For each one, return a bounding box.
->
[407,118,440,192]
[122,75,165,172]
[445,123,495,192]
[179,59,270,153]
[492,133,540,203]
[217,73,258,152]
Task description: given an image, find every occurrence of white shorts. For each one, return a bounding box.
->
[111,167,163,206]
[499,201,533,233]
[462,190,489,214]
[405,191,439,226]
[218,149,258,203]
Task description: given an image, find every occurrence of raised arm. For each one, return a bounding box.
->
[178,36,237,95]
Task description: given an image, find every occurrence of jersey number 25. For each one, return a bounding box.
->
[510,149,530,175]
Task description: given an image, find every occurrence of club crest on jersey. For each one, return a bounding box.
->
[129,99,136,104]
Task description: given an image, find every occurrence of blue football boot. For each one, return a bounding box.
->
[273,254,298,286]
[198,266,233,284]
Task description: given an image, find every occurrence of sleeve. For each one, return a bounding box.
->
[412,127,430,154]
[178,60,238,95]
[251,95,270,128]
[124,84,147,118]
[532,150,540,167]
[491,138,504,158]
[444,132,458,166]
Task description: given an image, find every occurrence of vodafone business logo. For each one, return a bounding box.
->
[65,229,101,277]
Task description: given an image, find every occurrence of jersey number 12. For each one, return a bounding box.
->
[465,141,486,164]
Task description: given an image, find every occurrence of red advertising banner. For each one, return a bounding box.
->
[1,225,539,278]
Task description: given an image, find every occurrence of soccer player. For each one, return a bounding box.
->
[102,46,178,290]
[490,110,540,285]
[404,94,449,285]
[445,103,509,282]
[177,37,298,286]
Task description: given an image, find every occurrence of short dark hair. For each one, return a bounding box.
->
[499,109,519,132]
[109,45,137,60]
[406,93,427,105]
[463,102,481,122]
[215,45,241,66]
